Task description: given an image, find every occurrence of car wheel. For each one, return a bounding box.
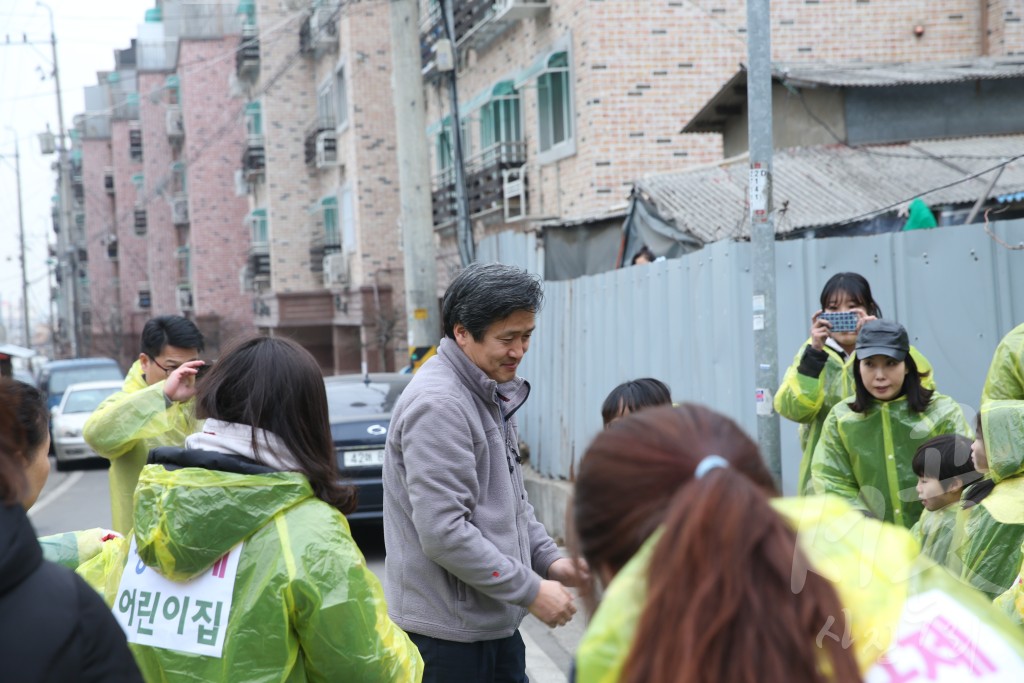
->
[54,457,73,472]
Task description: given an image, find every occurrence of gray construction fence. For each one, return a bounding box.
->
[478,219,1024,494]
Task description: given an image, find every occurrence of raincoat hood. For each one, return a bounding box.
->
[133,449,313,581]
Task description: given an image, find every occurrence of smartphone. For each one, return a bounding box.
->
[818,311,859,333]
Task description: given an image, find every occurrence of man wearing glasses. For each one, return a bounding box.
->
[83,315,205,534]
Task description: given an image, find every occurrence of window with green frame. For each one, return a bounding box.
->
[480,81,521,150]
[537,51,572,152]
[249,208,268,245]
[245,101,263,136]
[322,196,340,247]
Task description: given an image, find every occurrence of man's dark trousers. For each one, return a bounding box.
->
[408,630,529,683]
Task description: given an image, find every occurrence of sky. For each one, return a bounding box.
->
[0,0,151,345]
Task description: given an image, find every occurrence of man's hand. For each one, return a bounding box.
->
[163,360,205,403]
[528,579,576,628]
[547,557,590,588]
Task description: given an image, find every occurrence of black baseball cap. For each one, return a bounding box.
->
[856,319,909,361]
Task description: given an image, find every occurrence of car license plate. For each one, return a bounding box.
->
[344,449,385,467]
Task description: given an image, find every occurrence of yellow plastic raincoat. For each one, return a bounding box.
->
[810,394,970,528]
[910,504,958,567]
[774,340,934,495]
[82,360,199,534]
[994,546,1024,627]
[78,455,423,682]
[575,496,1024,683]
[954,322,1024,599]
[39,528,120,569]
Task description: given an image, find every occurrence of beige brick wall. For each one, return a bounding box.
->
[423,0,1008,242]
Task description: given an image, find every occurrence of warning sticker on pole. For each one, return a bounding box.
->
[755,388,773,416]
[749,165,768,217]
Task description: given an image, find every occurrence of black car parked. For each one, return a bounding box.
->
[325,372,411,522]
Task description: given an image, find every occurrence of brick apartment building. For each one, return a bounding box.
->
[63,0,1023,369]
[419,0,1023,280]
[241,0,406,373]
[74,0,253,367]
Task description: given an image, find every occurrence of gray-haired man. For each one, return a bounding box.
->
[383,263,584,682]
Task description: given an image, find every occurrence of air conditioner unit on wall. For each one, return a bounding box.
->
[176,285,193,311]
[172,195,189,225]
[323,252,348,288]
[315,131,340,168]
[305,6,338,53]
[166,106,184,139]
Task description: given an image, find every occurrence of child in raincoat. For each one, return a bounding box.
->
[774,273,935,494]
[909,434,980,566]
[570,403,1024,683]
[810,320,970,529]
[952,324,1024,599]
[79,337,422,683]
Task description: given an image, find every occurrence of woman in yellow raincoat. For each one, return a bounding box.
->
[810,320,970,529]
[774,273,935,495]
[571,403,1024,683]
[954,322,1024,599]
[80,336,422,682]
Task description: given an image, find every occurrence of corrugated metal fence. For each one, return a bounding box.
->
[479,219,1024,494]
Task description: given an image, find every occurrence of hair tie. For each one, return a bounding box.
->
[695,455,729,479]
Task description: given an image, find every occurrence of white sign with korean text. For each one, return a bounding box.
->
[113,537,242,658]
[865,589,1024,682]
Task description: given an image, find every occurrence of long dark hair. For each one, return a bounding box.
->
[572,404,861,683]
[850,352,933,413]
[963,412,995,508]
[0,379,49,506]
[195,336,356,514]
[820,272,882,317]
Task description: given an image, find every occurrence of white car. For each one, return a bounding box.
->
[51,380,124,470]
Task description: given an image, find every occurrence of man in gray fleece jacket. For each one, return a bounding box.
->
[383,263,584,682]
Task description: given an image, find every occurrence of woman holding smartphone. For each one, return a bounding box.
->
[774,273,935,494]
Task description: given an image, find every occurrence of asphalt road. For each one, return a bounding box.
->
[30,459,584,682]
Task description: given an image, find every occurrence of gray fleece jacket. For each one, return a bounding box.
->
[382,337,562,642]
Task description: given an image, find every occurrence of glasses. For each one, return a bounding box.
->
[147,355,180,375]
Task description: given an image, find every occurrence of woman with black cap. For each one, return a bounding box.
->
[810,319,972,530]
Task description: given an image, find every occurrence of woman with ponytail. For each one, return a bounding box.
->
[571,403,1024,683]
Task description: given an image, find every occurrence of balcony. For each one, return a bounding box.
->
[431,141,526,227]
[242,134,265,180]
[247,244,271,280]
[304,117,336,166]
[309,232,342,273]
[236,25,260,81]
[420,0,549,77]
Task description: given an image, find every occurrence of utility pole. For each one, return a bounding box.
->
[39,0,78,358]
[389,0,440,370]
[11,134,32,349]
[440,0,474,267]
[747,0,782,485]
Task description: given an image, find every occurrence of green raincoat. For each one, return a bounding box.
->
[954,322,1024,599]
[910,504,958,567]
[82,360,200,534]
[575,496,1024,683]
[810,393,970,528]
[78,459,423,682]
[774,341,934,495]
[994,545,1024,627]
